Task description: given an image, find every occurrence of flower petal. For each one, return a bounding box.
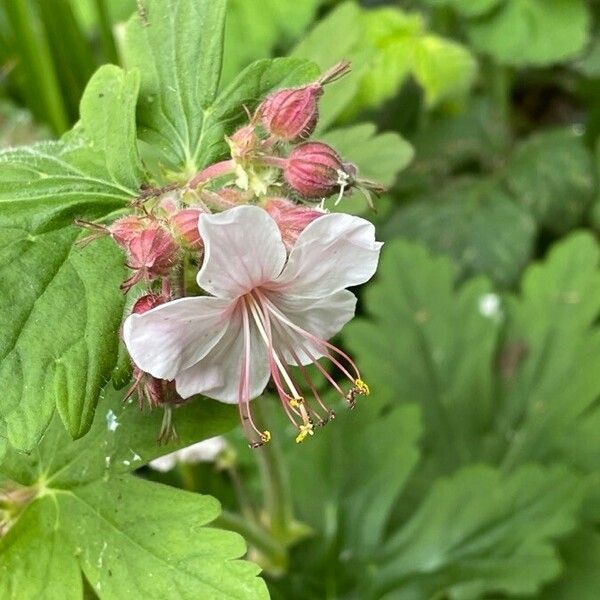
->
[267,289,357,365]
[123,296,233,381]
[175,307,270,403]
[197,205,287,298]
[273,213,382,298]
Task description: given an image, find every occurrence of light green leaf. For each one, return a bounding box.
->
[383,178,536,286]
[321,123,414,188]
[344,240,502,472]
[0,64,143,451]
[467,0,591,66]
[504,128,596,233]
[291,1,370,130]
[0,498,82,600]
[221,0,323,84]
[0,389,265,599]
[376,465,584,599]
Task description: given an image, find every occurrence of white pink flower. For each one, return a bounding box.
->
[149,436,227,472]
[123,205,381,446]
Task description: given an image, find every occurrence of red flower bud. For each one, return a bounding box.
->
[284,142,356,199]
[171,208,204,250]
[121,224,178,292]
[265,198,324,249]
[259,62,351,141]
[109,216,148,248]
[131,293,167,315]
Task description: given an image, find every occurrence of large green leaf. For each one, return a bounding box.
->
[0,390,266,599]
[503,128,596,234]
[124,0,318,175]
[375,465,584,599]
[498,233,600,470]
[344,240,502,473]
[467,0,591,66]
[344,233,600,474]
[383,178,536,286]
[0,65,143,451]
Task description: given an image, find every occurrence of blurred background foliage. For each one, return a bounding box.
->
[1,0,600,598]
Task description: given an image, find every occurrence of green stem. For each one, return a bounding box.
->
[215,510,288,571]
[253,402,295,540]
[488,62,512,125]
[4,0,69,134]
[93,0,118,64]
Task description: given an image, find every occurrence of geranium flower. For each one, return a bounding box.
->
[123,205,382,447]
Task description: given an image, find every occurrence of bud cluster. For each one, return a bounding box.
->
[76,60,384,436]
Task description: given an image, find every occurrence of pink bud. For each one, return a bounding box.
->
[265,198,324,249]
[121,224,178,292]
[171,208,203,249]
[284,142,355,199]
[108,216,148,248]
[259,62,351,142]
[131,293,167,315]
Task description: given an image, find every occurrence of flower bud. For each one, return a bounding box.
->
[121,224,179,292]
[170,208,203,249]
[259,61,351,141]
[227,124,260,163]
[265,198,324,249]
[109,216,148,248]
[131,293,167,315]
[284,142,355,199]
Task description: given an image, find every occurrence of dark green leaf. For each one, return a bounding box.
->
[383,178,536,286]
[504,128,595,234]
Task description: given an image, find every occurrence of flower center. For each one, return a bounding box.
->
[237,288,369,447]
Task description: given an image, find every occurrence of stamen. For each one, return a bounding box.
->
[295,423,314,444]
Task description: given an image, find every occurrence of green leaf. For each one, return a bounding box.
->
[344,240,502,473]
[0,65,143,451]
[321,123,414,188]
[542,531,600,599]
[375,465,584,599]
[125,0,318,176]
[360,7,477,109]
[383,178,536,286]
[319,123,414,214]
[499,233,600,470]
[221,0,323,85]
[124,0,227,175]
[467,0,591,66]
[292,3,476,125]
[0,389,265,599]
[504,128,596,233]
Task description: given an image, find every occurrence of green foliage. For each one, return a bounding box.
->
[292,1,476,127]
[0,64,142,451]
[466,0,591,66]
[0,389,266,599]
[503,128,596,233]
[384,178,536,285]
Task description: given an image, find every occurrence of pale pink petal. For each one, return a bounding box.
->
[197,205,287,298]
[273,213,382,298]
[175,308,270,403]
[266,289,356,365]
[123,296,233,381]
[149,437,226,472]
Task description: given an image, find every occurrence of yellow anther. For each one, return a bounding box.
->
[354,379,370,396]
[290,397,304,408]
[295,424,314,444]
[260,430,272,443]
